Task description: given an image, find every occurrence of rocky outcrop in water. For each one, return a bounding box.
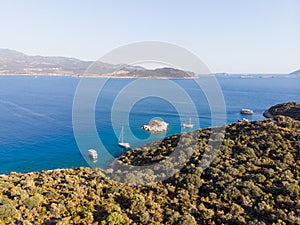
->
[141,119,169,132]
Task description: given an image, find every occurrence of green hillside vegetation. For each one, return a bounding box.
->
[0,116,299,224]
[264,102,300,120]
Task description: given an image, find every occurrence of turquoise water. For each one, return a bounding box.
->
[0,75,299,174]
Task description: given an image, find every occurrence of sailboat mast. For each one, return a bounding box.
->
[121,126,124,143]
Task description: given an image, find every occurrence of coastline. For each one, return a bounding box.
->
[0,73,199,79]
[0,168,71,177]
[1,73,295,79]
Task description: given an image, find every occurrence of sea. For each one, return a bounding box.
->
[0,75,299,174]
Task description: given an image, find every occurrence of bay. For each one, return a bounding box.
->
[0,75,299,174]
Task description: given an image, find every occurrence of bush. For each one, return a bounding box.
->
[172,213,197,225]
[23,193,44,209]
[102,211,129,225]
[0,202,19,223]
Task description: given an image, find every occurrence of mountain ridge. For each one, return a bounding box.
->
[0,49,196,78]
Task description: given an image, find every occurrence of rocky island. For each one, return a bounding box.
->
[141,119,169,132]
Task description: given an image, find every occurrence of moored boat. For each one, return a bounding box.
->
[240,109,254,115]
[238,118,249,122]
[118,126,130,149]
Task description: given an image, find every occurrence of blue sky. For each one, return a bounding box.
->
[0,0,299,73]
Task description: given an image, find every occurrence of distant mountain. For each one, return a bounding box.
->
[0,49,196,78]
[289,69,300,76]
[0,49,26,59]
[0,49,112,76]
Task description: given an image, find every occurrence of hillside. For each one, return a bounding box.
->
[0,49,195,78]
[0,49,94,76]
[0,116,299,224]
[264,102,300,120]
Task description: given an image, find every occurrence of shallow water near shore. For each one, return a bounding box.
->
[0,75,299,174]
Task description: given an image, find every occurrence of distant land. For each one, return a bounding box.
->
[1,49,298,78]
[289,69,300,76]
[0,49,195,78]
[0,49,93,76]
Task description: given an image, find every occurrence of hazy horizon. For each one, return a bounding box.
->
[1,0,299,74]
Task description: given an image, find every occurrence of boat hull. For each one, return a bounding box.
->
[182,124,194,128]
[118,142,130,149]
[240,109,254,115]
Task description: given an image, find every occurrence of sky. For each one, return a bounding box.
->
[0,0,299,73]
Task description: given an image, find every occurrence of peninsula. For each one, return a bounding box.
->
[263,102,300,120]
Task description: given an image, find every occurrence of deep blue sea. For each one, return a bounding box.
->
[0,75,299,174]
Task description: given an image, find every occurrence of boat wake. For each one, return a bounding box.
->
[0,99,51,119]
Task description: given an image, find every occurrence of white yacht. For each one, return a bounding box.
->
[238,118,249,122]
[240,109,254,115]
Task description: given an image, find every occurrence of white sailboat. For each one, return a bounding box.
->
[118,126,130,149]
[182,117,194,128]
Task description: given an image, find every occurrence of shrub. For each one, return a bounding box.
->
[102,211,129,225]
[0,202,19,223]
[23,193,44,209]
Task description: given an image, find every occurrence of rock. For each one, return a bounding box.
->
[141,120,169,132]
